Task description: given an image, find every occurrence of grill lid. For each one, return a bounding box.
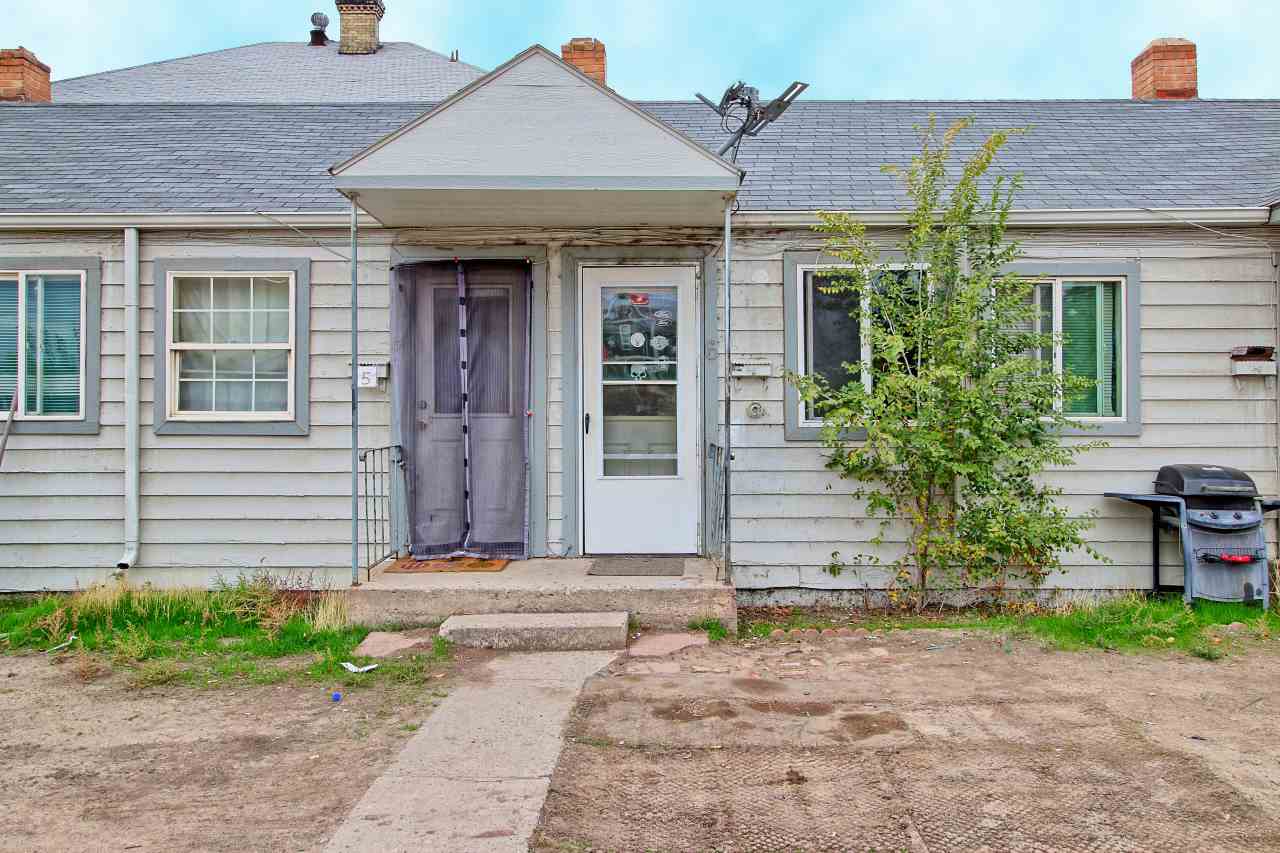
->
[1154,464,1258,498]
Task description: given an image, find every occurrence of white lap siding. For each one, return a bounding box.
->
[0,230,393,590]
[717,227,1280,595]
[0,232,121,589]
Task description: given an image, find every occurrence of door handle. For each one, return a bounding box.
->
[584,413,590,435]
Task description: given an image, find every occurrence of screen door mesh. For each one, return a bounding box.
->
[393,260,530,559]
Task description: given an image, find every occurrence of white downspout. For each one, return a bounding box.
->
[115,227,140,575]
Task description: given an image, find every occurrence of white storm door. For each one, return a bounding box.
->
[581,265,699,554]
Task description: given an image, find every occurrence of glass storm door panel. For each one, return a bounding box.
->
[581,266,699,554]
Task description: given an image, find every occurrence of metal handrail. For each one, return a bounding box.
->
[358,444,406,582]
[707,442,728,578]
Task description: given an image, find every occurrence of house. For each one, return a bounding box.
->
[2,4,1278,608]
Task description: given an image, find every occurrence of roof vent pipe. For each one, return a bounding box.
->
[309,12,330,46]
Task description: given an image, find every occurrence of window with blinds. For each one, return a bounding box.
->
[0,271,85,420]
[1034,278,1124,418]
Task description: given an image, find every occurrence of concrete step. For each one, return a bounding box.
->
[349,557,737,633]
[438,611,629,651]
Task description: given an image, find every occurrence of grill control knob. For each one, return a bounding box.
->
[1209,511,1219,519]
[1234,512,1243,520]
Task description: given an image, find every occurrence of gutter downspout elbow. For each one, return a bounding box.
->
[116,227,140,576]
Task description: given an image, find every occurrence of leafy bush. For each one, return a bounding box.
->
[791,118,1104,606]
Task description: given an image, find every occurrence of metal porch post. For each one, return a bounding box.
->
[722,202,733,575]
[349,196,360,586]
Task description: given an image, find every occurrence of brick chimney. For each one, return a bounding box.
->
[0,47,51,103]
[1131,37,1197,100]
[336,0,385,55]
[561,37,606,86]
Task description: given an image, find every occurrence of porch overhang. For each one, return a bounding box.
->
[334,176,738,228]
[328,44,743,229]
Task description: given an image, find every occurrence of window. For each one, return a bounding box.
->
[784,255,1141,440]
[1032,278,1125,419]
[795,264,922,427]
[431,285,513,416]
[0,270,86,421]
[166,273,295,420]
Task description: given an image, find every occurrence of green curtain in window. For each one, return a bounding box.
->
[0,279,16,410]
[1062,282,1120,417]
[23,275,82,416]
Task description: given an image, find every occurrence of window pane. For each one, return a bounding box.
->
[176,311,211,343]
[24,275,82,416]
[212,277,251,309]
[178,380,213,411]
[216,350,253,380]
[254,277,289,309]
[175,277,210,309]
[602,384,677,477]
[252,310,289,344]
[432,287,461,414]
[212,311,252,344]
[215,381,253,411]
[601,287,678,363]
[807,271,861,388]
[178,350,213,379]
[468,289,511,414]
[256,349,288,380]
[254,381,288,412]
[0,279,16,411]
[1062,282,1122,417]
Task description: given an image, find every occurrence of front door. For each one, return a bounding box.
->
[581,265,699,553]
[402,261,528,558]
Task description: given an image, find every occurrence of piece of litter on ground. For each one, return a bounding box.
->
[340,662,378,673]
[926,644,947,651]
[46,633,77,654]
[1188,735,1209,741]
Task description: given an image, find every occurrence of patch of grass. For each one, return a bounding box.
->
[128,659,186,689]
[688,617,729,643]
[740,595,1278,659]
[0,578,454,688]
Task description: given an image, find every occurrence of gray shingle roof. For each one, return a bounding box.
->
[1,99,1277,214]
[51,42,485,103]
[651,99,1280,211]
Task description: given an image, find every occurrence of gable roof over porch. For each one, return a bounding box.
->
[329,45,742,228]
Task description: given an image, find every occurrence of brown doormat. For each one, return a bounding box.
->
[384,557,510,573]
[587,557,686,577]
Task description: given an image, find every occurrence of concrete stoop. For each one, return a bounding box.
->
[348,557,737,633]
[439,611,629,651]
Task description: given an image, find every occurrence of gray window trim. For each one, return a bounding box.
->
[560,246,710,557]
[152,257,311,436]
[0,257,101,435]
[784,253,1143,440]
[1005,261,1143,437]
[390,246,549,558]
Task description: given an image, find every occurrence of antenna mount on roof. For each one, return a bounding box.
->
[695,80,807,162]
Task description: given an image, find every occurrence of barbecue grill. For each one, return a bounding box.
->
[1106,464,1278,609]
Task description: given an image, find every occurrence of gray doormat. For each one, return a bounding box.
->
[587,557,686,577]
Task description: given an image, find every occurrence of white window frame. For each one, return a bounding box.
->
[1031,276,1127,422]
[795,262,924,428]
[0,269,87,422]
[164,271,296,422]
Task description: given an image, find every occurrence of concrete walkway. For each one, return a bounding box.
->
[324,651,616,853]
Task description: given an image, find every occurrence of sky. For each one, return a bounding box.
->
[9,0,1280,101]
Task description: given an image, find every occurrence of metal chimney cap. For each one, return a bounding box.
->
[311,11,330,29]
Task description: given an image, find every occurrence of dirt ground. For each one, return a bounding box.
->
[535,628,1280,852]
[0,648,483,853]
